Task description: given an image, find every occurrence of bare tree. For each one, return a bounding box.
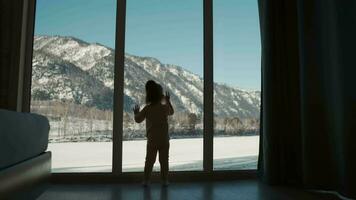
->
[188,113,198,131]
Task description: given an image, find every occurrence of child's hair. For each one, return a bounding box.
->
[145,80,162,104]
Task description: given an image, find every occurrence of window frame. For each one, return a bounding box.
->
[21,0,258,179]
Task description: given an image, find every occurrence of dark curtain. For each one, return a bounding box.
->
[258,0,356,198]
[0,0,24,110]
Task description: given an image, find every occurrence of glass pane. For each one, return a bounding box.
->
[213,0,261,170]
[123,0,203,172]
[31,0,117,172]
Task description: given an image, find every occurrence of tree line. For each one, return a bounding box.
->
[31,100,259,142]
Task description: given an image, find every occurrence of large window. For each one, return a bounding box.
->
[30,0,117,172]
[213,0,261,170]
[123,0,203,172]
[29,0,260,173]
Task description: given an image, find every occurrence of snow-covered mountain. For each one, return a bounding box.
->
[31,35,260,118]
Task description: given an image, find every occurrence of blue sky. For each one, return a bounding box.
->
[35,0,261,89]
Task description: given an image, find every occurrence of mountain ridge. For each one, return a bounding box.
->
[31,35,260,119]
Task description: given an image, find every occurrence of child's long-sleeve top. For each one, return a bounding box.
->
[134,103,173,144]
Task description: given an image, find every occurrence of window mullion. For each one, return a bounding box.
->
[203,0,214,172]
[113,0,127,175]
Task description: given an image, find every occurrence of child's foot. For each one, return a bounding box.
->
[142,180,150,187]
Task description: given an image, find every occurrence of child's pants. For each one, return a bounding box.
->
[144,141,169,181]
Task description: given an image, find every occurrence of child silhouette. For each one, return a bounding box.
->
[133,80,174,186]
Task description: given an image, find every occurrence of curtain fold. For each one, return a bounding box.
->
[0,0,24,110]
[258,0,356,198]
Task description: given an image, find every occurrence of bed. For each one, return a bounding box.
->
[0,109,51,199]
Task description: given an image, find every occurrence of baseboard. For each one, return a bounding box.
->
[51,170,257,184]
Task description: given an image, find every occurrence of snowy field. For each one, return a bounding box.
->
[48,136,259,172]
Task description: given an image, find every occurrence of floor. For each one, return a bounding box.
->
[36,180,340,200]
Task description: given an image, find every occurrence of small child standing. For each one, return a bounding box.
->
[133,80,174,186]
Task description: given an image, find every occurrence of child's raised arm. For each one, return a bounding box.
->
[133,104,147,123]
[165,92,174,116]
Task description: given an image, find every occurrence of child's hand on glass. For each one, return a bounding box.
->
[133,104,140,114]
[165,91,170,102]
